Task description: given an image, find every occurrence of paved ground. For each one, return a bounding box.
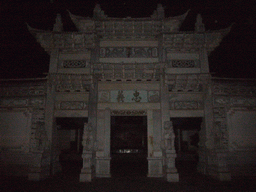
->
[1,161,256,192]
[2,173,256,192]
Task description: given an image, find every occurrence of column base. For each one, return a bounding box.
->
[28,168,50,181]
[80,165,95,182]
[197,161,207,174]
[80,171,93,182]
[218,172,231,181]
[208,170,231,181]
[96,157,111,178]
[166,172,179,182]
[147,157,163,177]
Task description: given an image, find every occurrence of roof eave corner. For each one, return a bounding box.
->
[206,23,235,55]
[67,10,80,30]
[26,23,52,54]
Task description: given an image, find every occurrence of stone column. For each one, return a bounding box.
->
[80,80,98,182]
[147,110,163,177]
[162,121,179,182]
[199,48,209,73]
[197,119,207,174]
[80,123,94,182]
[160,73,178,181]
[95,108,111,178]
[199,79,231,181]
[28,79,58,180]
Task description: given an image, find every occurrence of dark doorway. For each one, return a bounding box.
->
[171,117,202,175]
[56,117,87,176]
[111,116,148,177]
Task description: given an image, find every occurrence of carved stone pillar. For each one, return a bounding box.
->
[80,123,94,182]
[207,149,231,181]
[197,120,207,174]
[147,110,163,177]
[162,121,179,182]
[95,108,111,178]
[200,80,231,181]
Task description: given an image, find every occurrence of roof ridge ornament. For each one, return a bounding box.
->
[53,13,63,32]
[195,14,205,32]
[93,4,108,19]
[156,4,165,19]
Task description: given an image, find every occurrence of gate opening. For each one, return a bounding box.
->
[171,117,202,175]
[111,116,148,177]
[56,117,87,175]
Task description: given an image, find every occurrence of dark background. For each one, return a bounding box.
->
[0,0,255,79]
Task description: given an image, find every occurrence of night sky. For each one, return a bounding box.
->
[0,0,255,79]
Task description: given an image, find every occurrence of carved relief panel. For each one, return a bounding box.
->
[100,47,158,58]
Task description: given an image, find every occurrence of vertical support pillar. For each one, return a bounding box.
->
[199,47,209,73]
[160,73,179,181]
[163,121,179,182]
[197,46,211,175]
[147,110,163,177]
[28,49,61,180]
[80,80,98,182]
[80,123,94,182]
[95,108,111,178]
[104,108,111,158]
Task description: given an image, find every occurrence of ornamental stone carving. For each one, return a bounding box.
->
[0,86,46,97]
[82,123,94,151]
[117,90,125,103]
[213,80,256,96]
[55,101,88,110]
[132,90,142,102]
[62,60,89,68]
[148,91,160,102]
[166,74,204,92]
[100,47,158,58]
[98,91,110,102]
[162,121,175,150]
[170,101,203,110]
[166,60,200,68]
[111,110,147,116]
[30,122,49,152]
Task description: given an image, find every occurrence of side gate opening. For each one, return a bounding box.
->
[56,117,88,176]
[171,117,202,175]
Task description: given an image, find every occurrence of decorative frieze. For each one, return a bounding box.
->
[111,110,147,116]
[214,96,256,107]
[62,60,89,68]
[164,27,231,54]
[166,74,205,92]
[0,98,45,108]
[100,47,158,58]
[30,109,47,152]
[212,120,228,148]
[55,101,88,110]
[28,27,95,53]
[92,63,161,81]
[170,100,203,110]
[166,60,200,68]
[212,80,256,150]
[48,73,92,92]
[0,86,46,97]
[212,80,256,96]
